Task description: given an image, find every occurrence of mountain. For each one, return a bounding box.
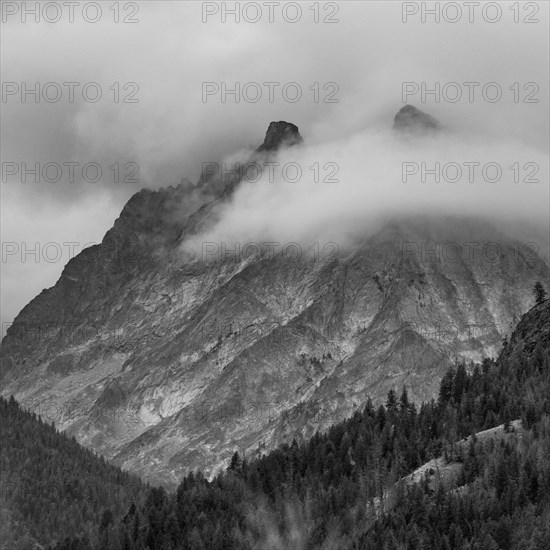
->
[2,297,548,549]
[1,109,548,488]
[44,298,550,549]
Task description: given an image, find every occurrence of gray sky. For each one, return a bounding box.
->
[1,1,549,333]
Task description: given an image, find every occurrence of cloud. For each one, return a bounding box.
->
[182,125,549,256]
[1,1,549,327]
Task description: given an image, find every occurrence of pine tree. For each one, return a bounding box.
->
[533,281,547,305]
[227,451,242,474]
[386,389,398,416]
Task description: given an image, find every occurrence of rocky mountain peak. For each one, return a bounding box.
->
[256,121,303,152]
[2,106,548,488]
[393,104,440,132]
[196,121,303,191]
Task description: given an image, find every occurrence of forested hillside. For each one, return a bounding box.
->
[0,397,147,550]
[3,300,549,549]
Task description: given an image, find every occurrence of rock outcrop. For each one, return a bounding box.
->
[393,104,440,132]
[256,121,303,152]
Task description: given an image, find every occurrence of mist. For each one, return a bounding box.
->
[182,124,549,258]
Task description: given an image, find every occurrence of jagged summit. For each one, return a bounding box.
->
[256,121,303,152]
[393,104,440,132]
[196,121,303,189]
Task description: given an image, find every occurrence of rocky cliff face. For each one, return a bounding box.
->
[256,121,303,152]
[1,113,548,487]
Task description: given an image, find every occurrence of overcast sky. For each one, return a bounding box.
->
[1,1,549,333]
